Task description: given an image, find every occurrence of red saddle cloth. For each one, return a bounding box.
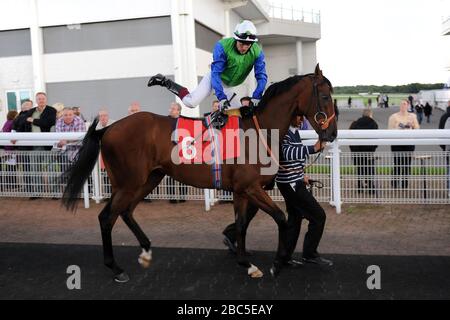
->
[174,115,241,164]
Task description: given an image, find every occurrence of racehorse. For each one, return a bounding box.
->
[62,64,337,282]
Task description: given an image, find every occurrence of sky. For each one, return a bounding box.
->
[271,0,450,86]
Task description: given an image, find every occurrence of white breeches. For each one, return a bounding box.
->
[181,71,245,110]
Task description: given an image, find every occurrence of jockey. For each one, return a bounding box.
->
[147,20,268,117]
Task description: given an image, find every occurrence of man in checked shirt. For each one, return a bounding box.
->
[55,107,86,162]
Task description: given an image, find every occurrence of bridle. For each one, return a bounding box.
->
[310,76,335,131]
[253,75,335,173]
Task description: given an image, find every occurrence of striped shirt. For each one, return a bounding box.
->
[275,126,316,184]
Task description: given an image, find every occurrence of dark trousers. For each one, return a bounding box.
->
[277,181,326,259]
[352,154,376,191]
[391,145,415,188]
[223,181,326,259]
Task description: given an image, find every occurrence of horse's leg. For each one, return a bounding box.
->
[233,193,263,278]
[245,184,289,276]
[101,185,147,283]
[98,198,128,283]
[120,170,165,269]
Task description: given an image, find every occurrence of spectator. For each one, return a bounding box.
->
[128,102,141,115]
[333,98,339,122]
[2,111,18,150]
[97,109,114,130]
[349,109,379,194]
[367,97,372,108]
[21,92,56,199]
[440,101,450,194]
[53,107,86,196]
[24,92,57,143]
[203,100,219,117]
[168,102,182,118]
[384,95,389,108]
[408,95,414,112]
[52,102,65,118]
[72,106,87,122]
[438,100,450,131]
[388,100,420,189]
[11,100,33,194]
[1,111,19,191]
[55,107,86,160]
[240,96,253,107]
[167,102,186,203]
[13,99,33,133]
[50,103,66,132]
[347,96,352,108]
[212,100,220,113]
[444,116,450,196]
[414,101,424,125]
[424,102,432,123]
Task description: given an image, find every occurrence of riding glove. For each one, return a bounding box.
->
[251,98,260,107]
[219,99,230,111]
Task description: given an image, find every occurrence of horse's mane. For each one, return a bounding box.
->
[257,73,333,111]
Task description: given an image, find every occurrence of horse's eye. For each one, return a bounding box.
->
[322,95,329,101]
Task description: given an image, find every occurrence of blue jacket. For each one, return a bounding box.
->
[211,38,267,101]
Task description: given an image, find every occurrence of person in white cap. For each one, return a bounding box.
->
[147,20,267,122]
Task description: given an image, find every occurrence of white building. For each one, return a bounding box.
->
[0,0,321,124]
[443,15,450,87]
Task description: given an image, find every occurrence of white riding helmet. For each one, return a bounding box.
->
[233,20,258,43]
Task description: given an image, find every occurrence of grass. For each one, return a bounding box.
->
[333,93,409,107]
[306,165,447,175]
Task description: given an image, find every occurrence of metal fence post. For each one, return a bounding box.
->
[204,189,211,211]
[330,140,342,213]
[210,189,216,206]
[83,181,90,208]
[92,158,102,204]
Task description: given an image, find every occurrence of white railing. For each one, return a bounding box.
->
[266,2,320,24]
[1,130,450,213]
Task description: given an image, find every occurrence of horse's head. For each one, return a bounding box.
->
[297,64,337,142]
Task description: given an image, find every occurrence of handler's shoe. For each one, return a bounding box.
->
[302,256,333,267]
[283,259,304,268]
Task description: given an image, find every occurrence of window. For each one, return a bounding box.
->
[5,89,32,111]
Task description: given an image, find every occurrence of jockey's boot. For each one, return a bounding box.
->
[147,74,189,99]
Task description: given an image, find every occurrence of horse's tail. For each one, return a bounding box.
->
[62,117,106,211]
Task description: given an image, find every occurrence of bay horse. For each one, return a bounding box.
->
[62,64,337,282]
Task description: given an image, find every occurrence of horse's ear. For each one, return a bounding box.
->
[314,63,323,79]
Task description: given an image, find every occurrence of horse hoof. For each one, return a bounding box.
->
[247,264,263,278]
[138,257,151,269]
[250,269,264,278]
[138,249,152,269]
[114,272,130,283]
